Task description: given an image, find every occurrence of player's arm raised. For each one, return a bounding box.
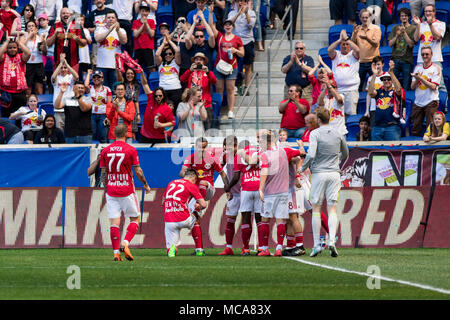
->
[133,165,151,193]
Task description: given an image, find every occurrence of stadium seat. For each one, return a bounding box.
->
[385,24,395,43]
[438,91,448,113]
[345,114,363,141]
[357,91,367,114]
[37,94,53,105]
[400,136,422,141]
[435,2,450,26]
[404,90,415,135]
[156,1,173,31]
[39,103,54,115]
[148,71,159,91]
[413,44,419,67]
[328,24,354,45]
[395,2,410,23]
[379,24,386,45]
[318,47,332,69]
[442,46,450,70]
[379,46,393,66]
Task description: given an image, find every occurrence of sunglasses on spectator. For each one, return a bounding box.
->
[155,94,163,97]
[165,52,174,56]
[178,19,186,23]
[421,53,430,56]
[195,34,204,38]
[25,8,32,12]
[295,47,304,50]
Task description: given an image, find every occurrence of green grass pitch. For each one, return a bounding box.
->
[0,248,448,300]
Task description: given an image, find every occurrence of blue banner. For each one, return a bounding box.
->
[0,147,91,187]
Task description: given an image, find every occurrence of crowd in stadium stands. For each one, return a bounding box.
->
[0,0,449,145]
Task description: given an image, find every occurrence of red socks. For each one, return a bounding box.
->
[110,225,120,251]
[259,222,270,247]
[191,224,203,249]
[124,221,139,244]
[321,212,329,234]
[241,223,251,250]
[286,235,295,249]
[295,232,303,246]
[276,223,286,246]
[225,217,236,246]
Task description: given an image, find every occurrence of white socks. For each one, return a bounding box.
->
[312,211,322,248]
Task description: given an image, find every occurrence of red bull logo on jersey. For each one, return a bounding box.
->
[421,31,434,46]
[376,96,393,110]
[337,62,350,69]
[102,35,120,50]
[418,75,430,90]
[330,107,344,121]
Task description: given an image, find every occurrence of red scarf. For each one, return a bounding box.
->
[1,53,27,92]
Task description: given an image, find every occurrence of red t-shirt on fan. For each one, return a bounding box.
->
[279,98,310,130]
[132,18,156,50]
[100,140,139,197]
[183,150,223,185]
[164,178,204,223]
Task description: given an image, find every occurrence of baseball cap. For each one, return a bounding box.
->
[223,19,234,26]
[38,13,49,20]
[380,74,392,80]
[159,22,170,30]
[93,70,103,77]
[139,2,150,10]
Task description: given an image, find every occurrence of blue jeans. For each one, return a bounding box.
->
[91,114,108,143]
[97,68,117,91]
[359,62,372,92]
[393,59,412,91]
[65,135,93,144]
[371,125,401,141]
[283,127,307,139]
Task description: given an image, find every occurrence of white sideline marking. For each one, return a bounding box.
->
[284,256,450,295]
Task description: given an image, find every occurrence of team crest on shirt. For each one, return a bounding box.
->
[204,163,211,170]
[421,31,434,46]
[418,75,430,90]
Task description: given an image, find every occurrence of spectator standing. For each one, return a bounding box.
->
[278,84,310,138]
[51,55,79,130]
[351,9,382,92]
[228,0,256,96]
[140,87,176,144]
[105,83,136,143]
[0,38,30,118]
[24,20,47,96]
[46,7,87,70]
[94,11,127,90]
[211,17,244,120]
[54,81,93,144]
[410,46,441,137]
[180,52,217,129]
[317,74,348,137]
[9,94,46,144]
[0,117,23,144]
[29,0,62,25]
[412,4,446,92]
[302,56,334,110]
[132,2,156,73]
[328,29,361,116]
[85,69,112,143]
[77,15,93,82]
[37,14,55,93]
[176,87,208,140]
[33,114,65,144]
[184,11,216,71]
[0,0,20,36]
[367,61,404,141]
[17,4,35,32]
[423,111,449,143]
[364,56,386,127]
[356,115,372,141]
[281,41,315,106]
[329,0,357,25]
[112,0,135,55]
[155,34,183,113]
[388,7,416,91]
[134,0,158,23]
[187,0,217,41]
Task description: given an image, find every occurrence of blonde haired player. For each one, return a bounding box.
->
[100,124,151,261]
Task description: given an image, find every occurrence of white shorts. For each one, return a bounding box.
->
[106,193,140,219]
[289,188,308,214]
[239,190,262,214]
[226,193,241,217]
[188,182,215,212]
[340,90,359,115]
[310,171,341,205]
[261,193,289,220]
[165,214,197,248]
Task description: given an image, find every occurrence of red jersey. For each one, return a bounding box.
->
[164,178,204,223]
[234,145,261,192]
[279,98,310,130]
[183,150,223,185]
[100,140,139,197]
[49,21,85,67]
[0,9,17,36]
[284,147,301,189]
[141,92,175,140]
[132,19,156,50]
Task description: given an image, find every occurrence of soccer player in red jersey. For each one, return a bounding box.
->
[164,168,207,257]
[179,137,230,256]
[100,124,151,261]
[218,135,241,256]
[258,130,301,256]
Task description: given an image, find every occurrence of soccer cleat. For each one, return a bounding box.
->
[291,245,306,256]
[257,249,271,256]
[240,248,250,256]
[113,253,122,261]
[218,247,234,256]
[120,242,134,261]
[329,245,339,258]
[168,245,177,258]
[274,249,283,257]
[282,248,294,256]
[309,245,323,257]
[196,249,206,256]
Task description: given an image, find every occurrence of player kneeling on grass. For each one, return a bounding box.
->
[299,107,348,258]
[100,124,151,261]
[164,168,207,257]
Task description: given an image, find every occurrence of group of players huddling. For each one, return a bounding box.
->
[100,106,348,261]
